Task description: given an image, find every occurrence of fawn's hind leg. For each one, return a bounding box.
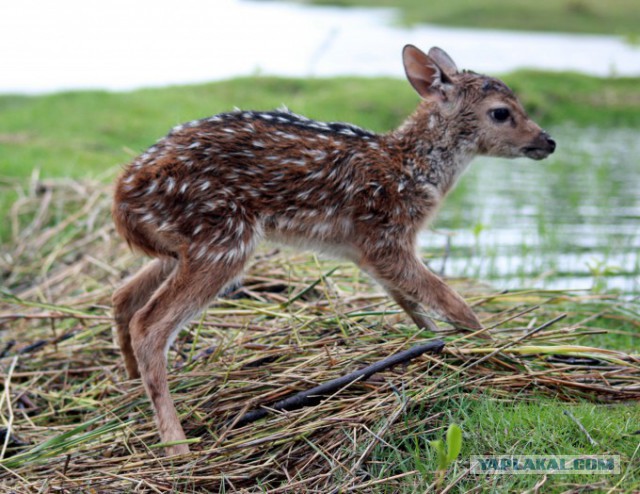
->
[129,246,253,456]
[113,258,177,379]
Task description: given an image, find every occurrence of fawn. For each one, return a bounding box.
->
[112,44,555,455]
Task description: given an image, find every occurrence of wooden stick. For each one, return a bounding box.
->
[232,339,445,428]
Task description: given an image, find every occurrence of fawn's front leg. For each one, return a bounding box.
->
[359,247,482,331]
[385,288,440,332]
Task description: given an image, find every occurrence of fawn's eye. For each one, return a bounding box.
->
[490,108,511,123]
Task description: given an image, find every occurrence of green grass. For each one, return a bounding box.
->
[368,396,639,492]
[506,71,640,126]
[291,0,640,36]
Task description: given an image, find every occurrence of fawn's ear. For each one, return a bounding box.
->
[402,44,455,101]
[427,47,458,77]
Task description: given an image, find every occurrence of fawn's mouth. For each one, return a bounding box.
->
[522,132,556,160]
[522,146,552,160]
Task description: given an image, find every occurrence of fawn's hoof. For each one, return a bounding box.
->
[165,443,190,457]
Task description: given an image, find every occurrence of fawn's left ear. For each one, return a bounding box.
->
[402,44,457,101]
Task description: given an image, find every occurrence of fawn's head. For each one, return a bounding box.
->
[403,44,555,160]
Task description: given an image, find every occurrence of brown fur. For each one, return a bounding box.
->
[112,44,555,455]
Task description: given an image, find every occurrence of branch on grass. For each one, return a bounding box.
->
[231,339,445,428]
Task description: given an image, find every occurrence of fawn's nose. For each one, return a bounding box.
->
[542,132,556,153]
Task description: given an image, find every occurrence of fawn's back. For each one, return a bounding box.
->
[113,109,435,264]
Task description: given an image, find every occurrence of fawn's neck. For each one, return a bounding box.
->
[389,102,479,195]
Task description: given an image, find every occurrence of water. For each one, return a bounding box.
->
[1,0,639,94]
[421,126,640,293]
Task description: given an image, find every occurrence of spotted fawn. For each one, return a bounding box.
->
[112,44,556,455]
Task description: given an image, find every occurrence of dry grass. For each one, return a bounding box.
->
[0,177,638,492]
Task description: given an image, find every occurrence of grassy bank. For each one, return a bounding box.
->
[289,0,640,36]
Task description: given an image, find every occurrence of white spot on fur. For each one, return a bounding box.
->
[196,244,208,260]
[207,251,225,264]
[145,181,158,195]
[324,206,337,217]
[141,213,155,223]
[280,133,298,140]
[308,150,327,161]
[297,190,311,201]
[282,158,306,166]
[367,141,380,150]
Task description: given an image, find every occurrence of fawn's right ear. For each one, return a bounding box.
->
[402,44,455,101]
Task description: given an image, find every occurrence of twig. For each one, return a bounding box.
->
[232,339,445,427]
[345,470,419,492]
[440,465,473,494]
[563,409,599,447]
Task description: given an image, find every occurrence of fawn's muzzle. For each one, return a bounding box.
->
[523,131,556,160]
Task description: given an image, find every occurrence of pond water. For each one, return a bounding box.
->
[421,126,640,293]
